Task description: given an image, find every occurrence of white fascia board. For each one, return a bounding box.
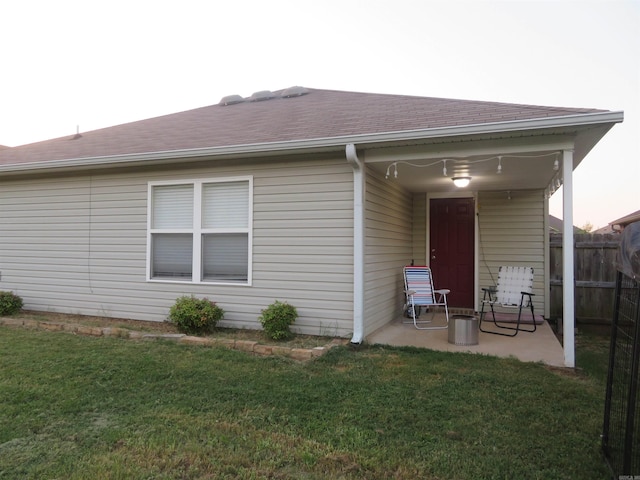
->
[0,110,623,174]
[347,110,623,145]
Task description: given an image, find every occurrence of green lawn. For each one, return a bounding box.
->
[0,326,610,479]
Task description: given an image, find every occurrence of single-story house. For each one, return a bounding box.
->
[593,210,640,233]
[610,210,640,232]
[548,215,585,234]
[0,87,623,367]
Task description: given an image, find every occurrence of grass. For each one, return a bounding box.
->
[574,328,612,385]
[0,325,611,479]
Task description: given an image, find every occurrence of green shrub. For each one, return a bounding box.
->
[0,291,23,316]
[169,296,224,335]
[259,300,298,340]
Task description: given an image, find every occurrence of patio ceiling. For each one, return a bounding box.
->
[367,148,562,193]
[363,122,615,193]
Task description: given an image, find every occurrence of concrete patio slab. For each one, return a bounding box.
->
[366,313,566,367]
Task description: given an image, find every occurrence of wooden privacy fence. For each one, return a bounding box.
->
[550,233,620,325]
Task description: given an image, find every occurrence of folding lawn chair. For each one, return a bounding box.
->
[403,266,450,330]
[479,266,537,337]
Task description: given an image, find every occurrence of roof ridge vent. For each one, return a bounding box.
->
[281,86,309,98]
[219,94,245,106]
[249,90,276,102]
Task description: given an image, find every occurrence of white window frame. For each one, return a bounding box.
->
[147,176,253,286]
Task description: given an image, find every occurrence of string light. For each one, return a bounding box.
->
[385,163,398,179]
[383,151,561,182]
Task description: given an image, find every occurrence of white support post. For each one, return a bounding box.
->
[562,149,575,368]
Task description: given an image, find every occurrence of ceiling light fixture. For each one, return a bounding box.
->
[452,176,471,188]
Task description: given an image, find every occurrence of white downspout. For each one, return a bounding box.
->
[346,143,365,344]
[562,149,575,368]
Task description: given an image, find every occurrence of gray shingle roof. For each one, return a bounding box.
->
[0,87,607,166]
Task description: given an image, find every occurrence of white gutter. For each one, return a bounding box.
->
[345,143,365,344]
[0,111,623,175]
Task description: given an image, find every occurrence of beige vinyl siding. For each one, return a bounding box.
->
[412,193,427,265]
[363,167,413,336]
[477,190,546,313]
[0,156,355,337]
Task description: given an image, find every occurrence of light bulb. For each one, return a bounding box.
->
[452,177,471,188]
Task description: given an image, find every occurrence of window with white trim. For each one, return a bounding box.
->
[148,177,252,284]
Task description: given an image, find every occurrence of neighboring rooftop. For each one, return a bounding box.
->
[589,210,640,234]
[607,209,640,232]
[549,215,585,234]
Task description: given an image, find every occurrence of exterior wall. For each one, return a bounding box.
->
[363,166,413,336]
[412,193,427,265]
[0,155,356,337]
[476,190,546,313]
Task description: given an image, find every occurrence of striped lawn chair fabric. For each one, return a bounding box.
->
[403,266,450,330]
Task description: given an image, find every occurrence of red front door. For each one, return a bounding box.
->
[429,198,475,308]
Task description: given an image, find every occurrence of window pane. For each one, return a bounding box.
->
[202,233,248,282]
[153,184,193,229]
[152,233,193,279]
[202,181,249,229]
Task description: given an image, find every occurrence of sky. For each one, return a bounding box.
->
[1,0,638,230]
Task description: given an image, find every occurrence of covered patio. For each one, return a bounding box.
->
[357,108,623,369]
[366,313,565,367]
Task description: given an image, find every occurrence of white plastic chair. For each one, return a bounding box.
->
[403,266,450,330]
[479,266,537,336]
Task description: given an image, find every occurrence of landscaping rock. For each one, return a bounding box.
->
[312,346,327,357]
[1,314,344,362]
[211,338,235,349]
[102,327,129,338]
[142,333,185,342]
[235,340,257,352]
[179,336,214,346]
[290,348,313,361]
[0,317,24,327]
[77,325,104,336]
[39,322,64,331]
[253,344,273,356]
[270,346,292,357]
